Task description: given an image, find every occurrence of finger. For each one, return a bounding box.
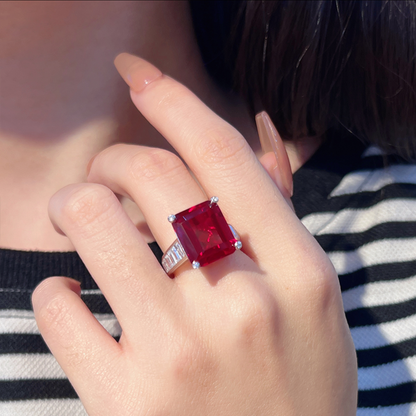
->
[87,143,207,254]
[48,182,176,331]
[32,276,122,407]
[114,53,323,279]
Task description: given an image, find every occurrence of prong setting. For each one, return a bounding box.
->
[162,199,241,275]
[209,196,219,207]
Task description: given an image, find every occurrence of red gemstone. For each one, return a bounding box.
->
[172,200,237,267]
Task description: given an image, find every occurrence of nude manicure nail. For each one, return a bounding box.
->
[255,111,293,197]
[113,52,162,93]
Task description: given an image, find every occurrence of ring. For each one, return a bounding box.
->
[162,196,242,276]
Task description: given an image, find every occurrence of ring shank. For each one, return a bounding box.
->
[162,239,188,275]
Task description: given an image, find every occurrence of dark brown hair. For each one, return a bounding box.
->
[190,0,416,160]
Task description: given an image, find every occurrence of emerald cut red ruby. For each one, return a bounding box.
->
[172,200,237,267]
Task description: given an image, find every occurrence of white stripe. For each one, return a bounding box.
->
[358,355,416,390]
[0,354,66,380]
[301,212,335,235]
[0,399,87,416]
[0,316,39,334]
[0,309,36,318]
[328,238,416,275]
[301,199,416,236]
[342,274,416,312]
[0,289,104,295]
[351,314,416,350]
[80,289,103,295]
[330,165,416,197]
[0,310,121,336]
[361,146,385,158]
[357,403,416,416]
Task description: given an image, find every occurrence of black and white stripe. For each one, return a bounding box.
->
[295,139,416,414]
[0,136,415,414]
[0,287,121,415]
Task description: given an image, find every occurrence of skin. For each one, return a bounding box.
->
[2,1,356,414]
[0,0,319,253]
[32,53,358,415]
[0,1,251,250]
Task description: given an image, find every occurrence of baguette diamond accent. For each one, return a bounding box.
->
[162,241,187,274]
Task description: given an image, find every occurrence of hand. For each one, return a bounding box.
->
[32,53,357,416]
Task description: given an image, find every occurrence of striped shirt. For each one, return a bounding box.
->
[1,133,415,415]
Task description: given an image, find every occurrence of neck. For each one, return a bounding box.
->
[0,1,258,251]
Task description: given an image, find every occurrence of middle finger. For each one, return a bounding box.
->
[113,53,309,273]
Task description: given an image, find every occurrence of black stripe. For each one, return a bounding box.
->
[0,290,32,311]
[329,184,416,208]
[82,294,113,314]
[357,337,416,368]
[0,334,50,354]
[360,153,414,170]
[3,333,413,373]
[297,185,416,223]
[0,358,414,405]
[0,379,78,400]
[339,260,416,292]
[324,184,416,212]
[315,221,416,252]
[0,290,114,314]
[0,241,163,291]
[358,381,416,407]
[346,297,416,328]
[0,333,120,355]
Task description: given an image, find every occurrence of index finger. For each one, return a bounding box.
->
[114,53,320,275]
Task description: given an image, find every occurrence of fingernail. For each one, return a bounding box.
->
[66,278,82,297]
[113,52,162,93]
[255,111,293,197]
[86,154,97,176]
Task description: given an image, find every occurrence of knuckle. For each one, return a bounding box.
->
[90,143,126,172]
[61,184,118,229]
[307,260,340,313]
[98,142,126,158]
[232,282,279,346]
[169,335,218,387]
[128,148,185,183]
[194,126,247,167]
[289,245,340,314]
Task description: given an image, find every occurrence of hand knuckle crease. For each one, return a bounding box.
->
[195,128,246,165]
[129,149,183,182]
